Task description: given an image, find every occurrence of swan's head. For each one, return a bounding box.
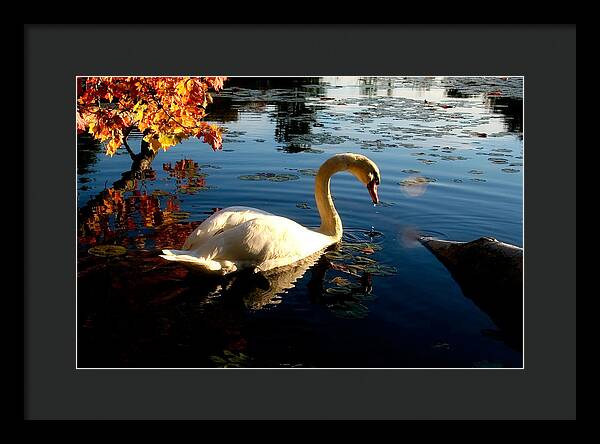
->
[343,153,381,204]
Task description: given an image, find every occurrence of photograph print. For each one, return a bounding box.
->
[76,76,524,369]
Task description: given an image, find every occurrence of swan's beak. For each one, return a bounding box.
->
[367,180,379,204]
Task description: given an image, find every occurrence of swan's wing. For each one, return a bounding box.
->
[182,206,275,250]
[190,215,331,271]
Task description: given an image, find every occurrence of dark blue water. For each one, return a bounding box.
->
[77,76,523,368]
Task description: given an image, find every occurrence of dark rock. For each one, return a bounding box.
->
[419,236,523,351]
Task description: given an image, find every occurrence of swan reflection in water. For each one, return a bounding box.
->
[183,242,378,316]
[77,227,389,367]
[184,250,327,310]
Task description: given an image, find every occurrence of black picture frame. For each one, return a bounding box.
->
[24,24,576,420]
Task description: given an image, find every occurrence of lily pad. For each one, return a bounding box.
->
[170,211,191,220]
[330,277,352,287]
[398,176,437,186]
[328,301,370,319]
[365,264,397,276]
[178,185,215,194]
[325,287,352,295]
[237,174,264,181]
[343,243,382,253]
[88,245,127,257]
[209,350,251,368]
[238,172,300,182]
[441,155,468,161]
[297,168,318,176]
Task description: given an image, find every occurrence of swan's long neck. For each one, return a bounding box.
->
[315,157,345,241]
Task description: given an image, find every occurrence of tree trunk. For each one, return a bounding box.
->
[129,137,158,175]
[78,135,159,226]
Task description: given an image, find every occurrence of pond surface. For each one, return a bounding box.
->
[77,76,523,368]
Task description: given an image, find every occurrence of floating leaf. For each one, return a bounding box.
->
[170,211,191,220]
[441,155,468,161]
[238,172,300,182]
[210,350,251,368]
[238,174,263,181]
[330,277,351,287]
[297,168,318,176]
[326,287,352,295]
[88,245,127,257]
[367,264,397,276]
[328,301,370,319]
[399,176,436,197]
[398,176,437,186]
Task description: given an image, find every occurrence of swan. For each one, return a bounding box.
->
[160,153,381,274]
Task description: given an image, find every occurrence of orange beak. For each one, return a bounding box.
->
[367,179,379,204]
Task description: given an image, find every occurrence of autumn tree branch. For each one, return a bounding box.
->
[122,126,137,160]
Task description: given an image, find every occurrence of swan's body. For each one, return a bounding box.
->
[161,206,332,273]
[160,153,381,274]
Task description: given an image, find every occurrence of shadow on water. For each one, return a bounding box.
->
[77,227,384,368]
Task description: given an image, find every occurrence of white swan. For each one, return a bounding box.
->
[160,153,381,274]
